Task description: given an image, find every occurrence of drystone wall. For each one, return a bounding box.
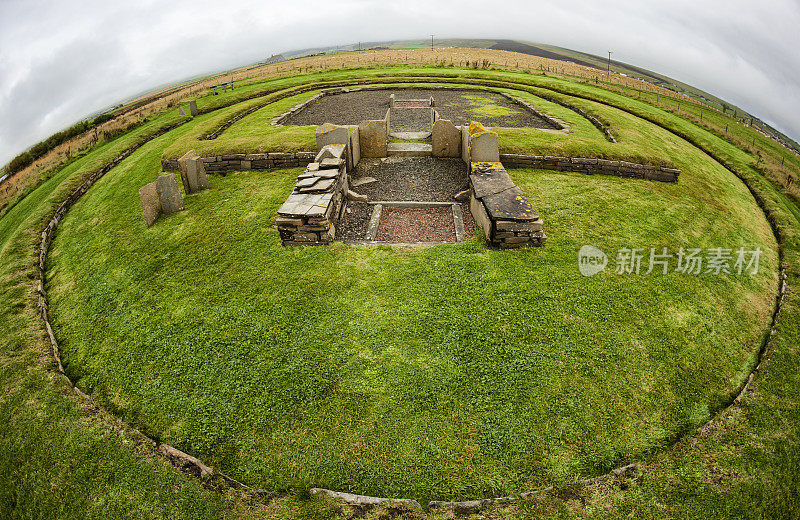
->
[161,152,316,173]
[276,144,349,246]
[500,154,680,182]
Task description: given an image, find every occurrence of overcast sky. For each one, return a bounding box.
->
[1,0,799,166]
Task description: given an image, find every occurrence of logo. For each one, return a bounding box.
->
[579,245,608,277]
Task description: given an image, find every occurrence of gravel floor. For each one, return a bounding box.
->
[282,88,557,128]
[460,202,476,237]
[336,202,372,240]
[351,157,468,202]
[376,206,456,243]
[390,108,432,133]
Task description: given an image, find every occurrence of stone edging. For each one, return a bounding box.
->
[162,152,680,183]
[500,154,680,182]
[308,464,640,512]
[161,152,316,173]
[34,76,789,514]
[34,120,272,497]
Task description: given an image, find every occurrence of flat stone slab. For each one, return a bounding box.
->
[481,186,539,222]
[470,169,516,199]
[297,178,335,193]
[278,193,333,217]
[387,142,433,157]
[312,169,340,179]
[350,176,377,187]
[139,182,161,227]
[296,177,320,188]
[390,131,431,140]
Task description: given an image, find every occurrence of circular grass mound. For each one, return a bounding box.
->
[45,81,778,502]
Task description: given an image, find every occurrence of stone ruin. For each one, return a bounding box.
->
[178,149,211,194]
[138,173,184,227]
[146,93,548,244]
[138,149,209,227]
[275,94,546,248]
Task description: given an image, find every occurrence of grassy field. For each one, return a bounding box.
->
[1,62,799,518]
[45,74,778,502]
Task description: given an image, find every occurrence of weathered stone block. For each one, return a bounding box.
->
[461,125,470,164]
[358,120,388,158]
[139,181,161,227]
[432,119,461,158]
[315,144,347,163]
[155,174,184,214]
[178,150,210,194]
[349,125,361,168]
[468,122,500,163]
[481,186,538,222]
[469,194,492,239]
[316,123,351,170]
[189,100,198,117]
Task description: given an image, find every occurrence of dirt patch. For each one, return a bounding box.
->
[352,157,468,202]
[460,201,476,237]
[377,206,456,243]
[336,202,372,240]
[281,89,558,129]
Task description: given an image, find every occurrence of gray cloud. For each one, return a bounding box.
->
[1,0,798,165]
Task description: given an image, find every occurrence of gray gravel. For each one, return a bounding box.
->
[351,157,468,202]
[281,88,557,128]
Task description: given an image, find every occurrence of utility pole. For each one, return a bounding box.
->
[607,50,612,80]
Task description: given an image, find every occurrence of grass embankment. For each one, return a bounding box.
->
[0,114,269,518]
[46,97,777,501]
[0,64,798,517]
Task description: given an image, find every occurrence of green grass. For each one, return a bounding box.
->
[45,103,777,501]
[2,63,800,518]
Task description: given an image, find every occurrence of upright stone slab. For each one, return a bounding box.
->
[468,122,500,163]
[315,123,351,171]
[155,174,184,214]
[432,119,461,158]
[461,125,470,164]
[189,100,198,117]
[139,181,161,227]
[179,106,186,116]
[178,150,210,194]
[349,125,361,168]
[359,120,388,158]
[315,123,350,151]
